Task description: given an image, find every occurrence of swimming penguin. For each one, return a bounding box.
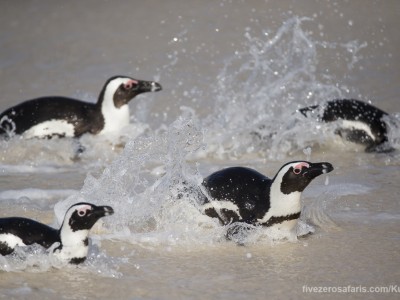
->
[200,161,333,238]
[298,99,392,152]
[0,202,114,264]
[0,76,162,139]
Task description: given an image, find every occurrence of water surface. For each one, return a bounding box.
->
[0,1,399,299]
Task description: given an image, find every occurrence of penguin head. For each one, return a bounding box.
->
[59,202,114,244]
[273,161,333,195]
[65,202,114,231]
[55,202,113,264]
[99,75,162,108]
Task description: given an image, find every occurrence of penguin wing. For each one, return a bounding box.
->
[0,97,99,137]
[0,217,60,249]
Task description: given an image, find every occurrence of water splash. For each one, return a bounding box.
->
[385,113,400,154]
[3,16,394,273]
[55,111,216,246]
[53,108,332,249]
[200,17,371,159]
[0,241,123,277]
[0,121,148,170]
[50,17,368,250]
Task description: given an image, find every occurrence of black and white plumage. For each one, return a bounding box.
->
[0,76,162,139]
[298,99,391,152]
[0,202,114,264]
[201,161,333,235]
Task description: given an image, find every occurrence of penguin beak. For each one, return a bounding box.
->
[303,162,334,179]
[89,205,114,219]
[138,80,162,93]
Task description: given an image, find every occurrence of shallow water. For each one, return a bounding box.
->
[1,0,400,299]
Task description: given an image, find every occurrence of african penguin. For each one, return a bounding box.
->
[200,161,333,238]
[0,76,162,139]
[298,99,392,152]
[0,202,114,264]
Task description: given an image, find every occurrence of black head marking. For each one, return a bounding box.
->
[97,76,162,109]
[67,202,114,232]
[113,79,140,108]
[280,161,333,194]
[113,78,162,108]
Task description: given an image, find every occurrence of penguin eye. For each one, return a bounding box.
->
[77,209,87,217]
[292,162,310,175]
[124,83,133,90]
[293,167,302,175]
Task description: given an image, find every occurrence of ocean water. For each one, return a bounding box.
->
[0,0,399,299]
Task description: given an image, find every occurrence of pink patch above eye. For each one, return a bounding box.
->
[293,162,310,174]
[124,79,138,89]
[77,205,91,216]
[294,162,310,170]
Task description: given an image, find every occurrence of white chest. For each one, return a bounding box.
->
[54,243,89,261]
[99,103,130,135]
[258,186,302,231]
[56,228,89,261]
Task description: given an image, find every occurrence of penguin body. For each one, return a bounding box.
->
[0,202,114,264]
[201,161,333,235]
[299,99,391,152]
[0,76,162,139]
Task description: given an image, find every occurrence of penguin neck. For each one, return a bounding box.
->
[257,179,302,230]
[97,88,130,135]
[55,225,90,262]
[270,179,302,215]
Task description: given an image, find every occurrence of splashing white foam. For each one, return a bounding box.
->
[193,17,380,159]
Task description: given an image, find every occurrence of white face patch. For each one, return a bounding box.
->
[99,77,132,135]
[341,120,376,141]
[23,120,75,139]
[0,233,25,249]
